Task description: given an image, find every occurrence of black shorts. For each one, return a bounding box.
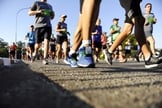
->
[27,43,35,51]
[35,27,52,44]
[50,45,56,52]
[119,0,142,24]
[125,49,131,55]
[80,0,84,13]
[102,44,107,49]
[56,35,68,44]
[93,41,102,49]
[9,50,15,57]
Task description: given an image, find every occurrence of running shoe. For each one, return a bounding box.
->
[69,53,78,68]
[63,58,70,65]
[42,59,48,65]
[77,47,95,68]
[105,51,113,65]
[134,54,140,62]
[144,56,162,68]
[31,55,37,63]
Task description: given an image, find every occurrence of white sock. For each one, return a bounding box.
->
[108,49,112,53]
[69,50,75,55]
[103,49,108,54]
[145,55,151,61]
[82,40,91,46]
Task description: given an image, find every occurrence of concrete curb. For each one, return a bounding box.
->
[0,58,15,66]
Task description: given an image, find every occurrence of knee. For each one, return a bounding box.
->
[123,28,132,36]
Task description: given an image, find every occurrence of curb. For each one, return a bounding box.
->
[0,58,15,66]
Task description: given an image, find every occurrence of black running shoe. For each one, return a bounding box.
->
[42,59,48,65]
[69,53,78,68]
[145,56,161,68]
[31,55,36,63]
[135,54,140,62]
[105,51,113,65]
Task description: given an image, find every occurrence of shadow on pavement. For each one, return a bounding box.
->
[0,62,93,108]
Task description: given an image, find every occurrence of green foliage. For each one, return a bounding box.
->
[0,48,8,57]
[122,34,138,57]
[0,38,9,57]
[16,41,26,59]
[0,39,25,58]
[121,34,162,57]
[122,34,137,50]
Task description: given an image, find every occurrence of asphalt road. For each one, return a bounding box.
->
[0,60,162,108]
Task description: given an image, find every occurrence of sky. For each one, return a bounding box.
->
[0,0,162,48]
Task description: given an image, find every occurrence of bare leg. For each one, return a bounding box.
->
[63,41,68,60]
[146,36,156,55]
[33,43,41,56]
[71,15,83,51]
[43,38,49,59]
[82,0,101,41]
[71,0,101,52]
[55,43,62,63]
[109,23,133,52]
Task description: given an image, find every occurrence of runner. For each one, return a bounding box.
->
[28,0,55,65]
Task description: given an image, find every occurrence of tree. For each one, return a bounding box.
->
[0,38,9,57]
[16,41,25,59]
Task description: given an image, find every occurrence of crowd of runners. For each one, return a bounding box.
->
[8,0,162,69]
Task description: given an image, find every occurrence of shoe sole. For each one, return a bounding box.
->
[70,65,78,68]
[64,60,70,65]
[145,64,158,69]
[78,63,95,68]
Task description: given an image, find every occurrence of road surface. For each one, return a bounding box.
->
[0,60,162,108]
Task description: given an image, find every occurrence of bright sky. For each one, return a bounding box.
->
[0,0,162,48]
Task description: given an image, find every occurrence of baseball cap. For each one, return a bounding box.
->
[30,25,34,28]
[113,18,119,21]
[60,14,67,18]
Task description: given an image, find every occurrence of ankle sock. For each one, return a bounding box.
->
[82,40,91,46]
[108,49,112,54]
[69,50,76,55]
[145,55,151,61]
